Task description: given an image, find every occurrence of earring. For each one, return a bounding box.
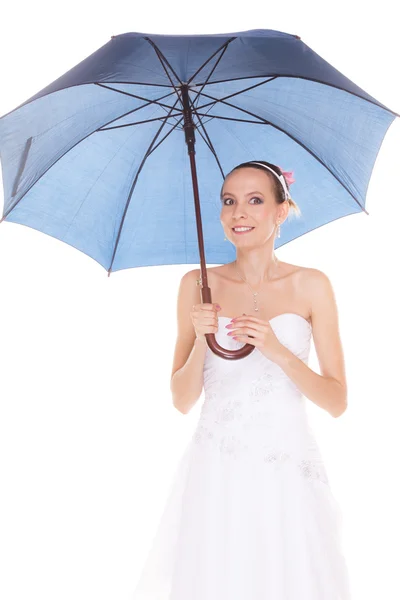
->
[276,221,281,238]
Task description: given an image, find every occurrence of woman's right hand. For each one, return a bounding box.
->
[190,303,221,342]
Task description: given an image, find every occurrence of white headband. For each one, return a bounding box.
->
[247,162,291,201]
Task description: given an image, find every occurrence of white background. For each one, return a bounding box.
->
[0,1,399,599]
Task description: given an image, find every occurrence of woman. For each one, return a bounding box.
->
[133,161,351,599]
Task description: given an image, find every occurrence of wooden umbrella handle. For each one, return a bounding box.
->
[200,284,255,360]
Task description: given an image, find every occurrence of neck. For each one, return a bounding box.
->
[234,251,279,286]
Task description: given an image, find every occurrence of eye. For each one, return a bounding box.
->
[222,197,263,205]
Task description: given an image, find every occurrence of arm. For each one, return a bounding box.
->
[275,269,347,418]
[170,269,208,414]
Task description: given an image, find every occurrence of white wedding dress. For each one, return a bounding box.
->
[132,313,351,599]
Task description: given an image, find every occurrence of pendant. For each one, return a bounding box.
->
[253,291,258,311]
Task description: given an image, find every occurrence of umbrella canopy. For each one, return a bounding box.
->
[0,29,397,359]
[0,29,397,272]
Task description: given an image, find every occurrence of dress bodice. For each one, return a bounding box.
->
[193,313,327,481]
[203,313,312,414]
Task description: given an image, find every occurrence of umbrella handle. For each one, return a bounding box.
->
[201,284,255,360]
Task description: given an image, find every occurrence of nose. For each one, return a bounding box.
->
[232,205,249,220]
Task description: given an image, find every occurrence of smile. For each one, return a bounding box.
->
[232,227,255,234]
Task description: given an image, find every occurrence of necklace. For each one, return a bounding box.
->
[234,257,279,313]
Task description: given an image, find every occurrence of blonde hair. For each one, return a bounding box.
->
[286,196,302,219]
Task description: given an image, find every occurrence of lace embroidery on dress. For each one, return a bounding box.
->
[193,425,328,484]
[195,314,328,483]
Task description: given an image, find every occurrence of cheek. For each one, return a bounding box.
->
[256,206,274,221]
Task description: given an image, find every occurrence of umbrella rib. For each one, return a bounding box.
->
[96,83,181,113]
[196,113,268,125]
[191,44,231,109]
[188,37,235,89]
[193,74,399,117]
[189,76,278,126]
[195,91,367,212]
[144,38,183,101]
[195,77,279,111]
[197,90,269,123]
[1,96,179,221]
[96,82,183,128]
[100,113,184,130]
[189,96,225,179]
[148,117,184,156]
[136,42,185,124]
[107,97,182,275]
[11,137,33,198]
[193,125,214,154]
[155,102,183,128]
[95,80,173,87]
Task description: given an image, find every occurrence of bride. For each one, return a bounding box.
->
[133,160,351,600]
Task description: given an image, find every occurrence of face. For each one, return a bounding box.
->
[220,167,287,245]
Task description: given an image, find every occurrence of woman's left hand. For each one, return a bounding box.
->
[226,314,285,362]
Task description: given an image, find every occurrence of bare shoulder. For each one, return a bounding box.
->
[180,267,202,285]
[301,266,332,284]
[299,268,340,334]
[178,265,231,298]
[276,265,336,326]
[176,268,204,313]
[300,267,336,301]
[185,265,234,291]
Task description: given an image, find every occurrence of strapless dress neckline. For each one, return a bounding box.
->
[218,312,312,329]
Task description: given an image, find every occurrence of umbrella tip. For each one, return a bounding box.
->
[294,35,301,40]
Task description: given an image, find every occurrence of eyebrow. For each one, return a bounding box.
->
[221,190,264,197]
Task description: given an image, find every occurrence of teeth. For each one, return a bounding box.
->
[233,227,253,232]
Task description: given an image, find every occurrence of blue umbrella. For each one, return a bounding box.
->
[0,29,397,359]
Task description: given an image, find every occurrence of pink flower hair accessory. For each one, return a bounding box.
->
[247,161,294,201]
[278,167,296,187]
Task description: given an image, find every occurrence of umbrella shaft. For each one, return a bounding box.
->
[181,84,195,153]
[180,86,254,359]
[181,85,210,299]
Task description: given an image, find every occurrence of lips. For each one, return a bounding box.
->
[232,226,255,233]
[232,227,254,230]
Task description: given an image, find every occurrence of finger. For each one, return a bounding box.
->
[232,333,257,345]
[193,303,216,311]
[229,324,260,334]
[230,326,260,339]
[231,315,262,324]
[192,305,220,318]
